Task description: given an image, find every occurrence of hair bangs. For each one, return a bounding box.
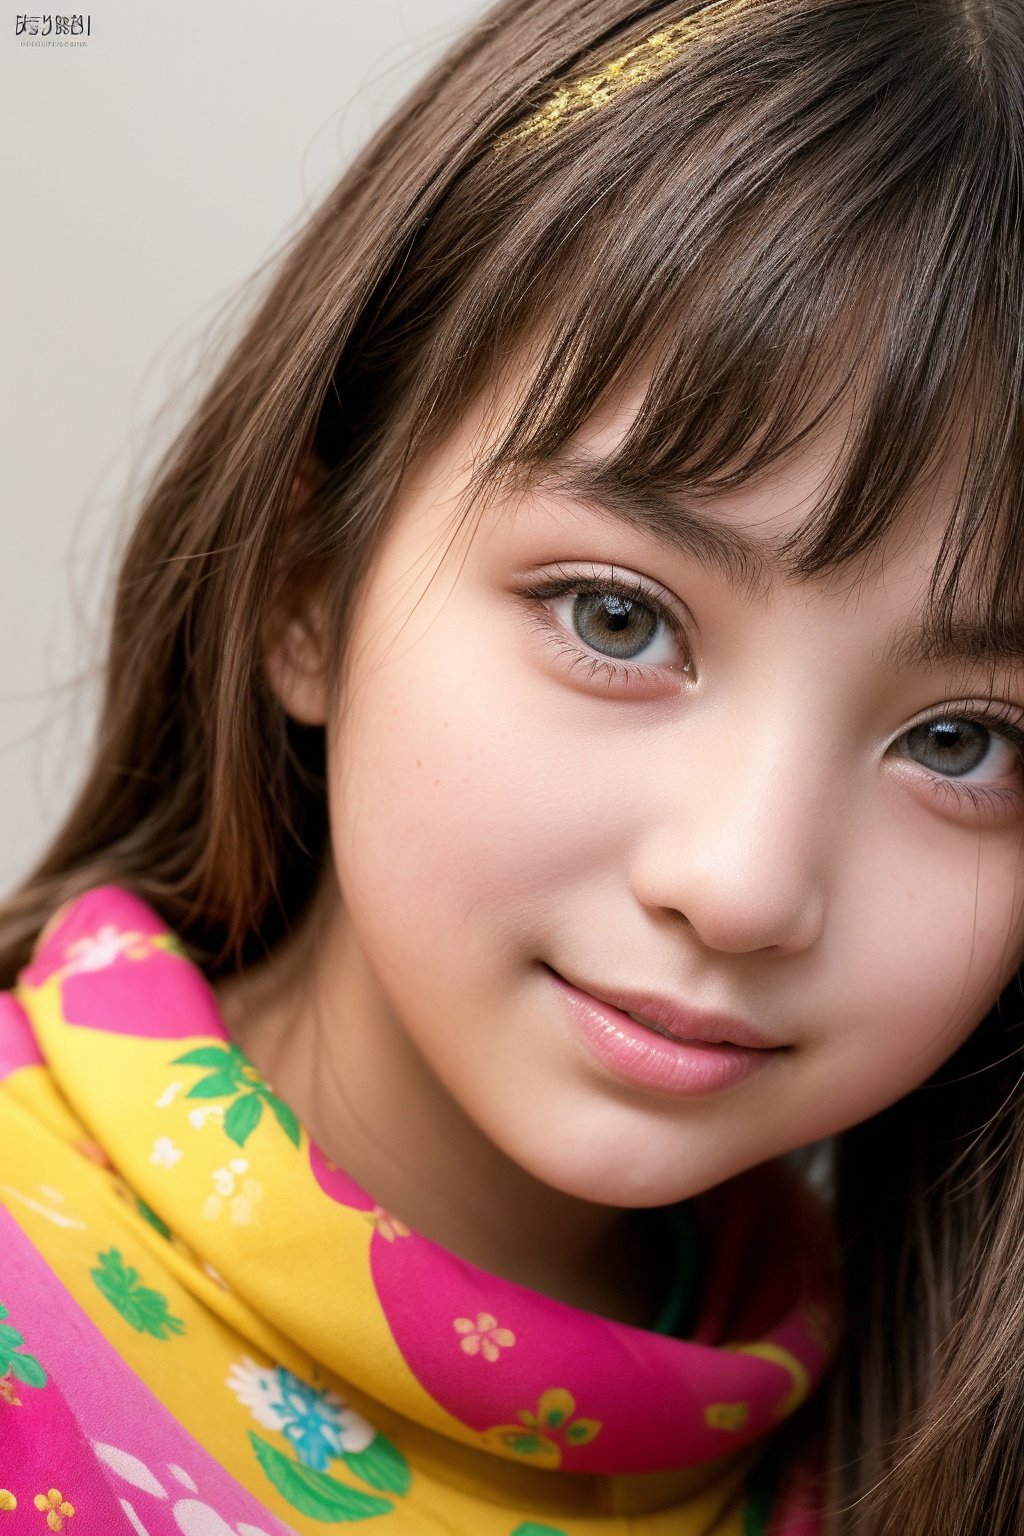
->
[399,0,1024,657]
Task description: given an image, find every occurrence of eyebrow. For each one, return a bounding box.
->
[529,456,772,591]
[884,619,1024,671]
[524,455,1024,672]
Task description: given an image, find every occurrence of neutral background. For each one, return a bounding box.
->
[1,0,487,889]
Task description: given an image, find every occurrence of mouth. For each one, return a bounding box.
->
[621,1009,705,1044]
[545,965,784,1097]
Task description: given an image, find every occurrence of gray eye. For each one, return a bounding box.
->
[571,593,659,659]
[903,719,990,777]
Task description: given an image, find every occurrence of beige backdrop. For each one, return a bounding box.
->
[0,0,488,888]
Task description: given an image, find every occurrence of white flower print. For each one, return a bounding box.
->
[226,1358,376,1463]
[226,1358,287,1431]
[203,1159,263,1224]
[149,1136,182,1169]
[229,1182,262,1226]
[0,1182,85,1231]
[92,1441,274,1536]
[187,1104,225,1130]
[211,1158,249,1196]
[63,924,149,974]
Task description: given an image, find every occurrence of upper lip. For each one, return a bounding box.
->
[553,967,780,1051]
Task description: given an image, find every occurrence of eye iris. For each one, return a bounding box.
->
[572,592,657,659]
[905,719,990,776]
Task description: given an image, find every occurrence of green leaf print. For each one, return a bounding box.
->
[743,1488,775,1535]
[186,1070,244,1099]
[90,1249,185,1340]
[742,1444,783,1536]
[173,1046,240,1070]
[173,1043,301,1149]
[7,1350,47,1387]
[342,1434,411,1495]
[225,1092,264,1146]
[136,1198,171,1240]
[249,1432,392,1521]
[510,1525,570,1536]
[0,1304,46,1388]
[504,1433,547,1456]
[267,1093,301,1147]
[173,1042,252,1098]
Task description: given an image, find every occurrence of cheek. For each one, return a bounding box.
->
[803,825,1024,1136]
[325,602,619,974]
[885,829,1023,1014]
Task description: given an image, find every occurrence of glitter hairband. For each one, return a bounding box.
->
[493,0,750,154]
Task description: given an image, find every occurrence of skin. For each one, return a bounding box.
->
[218,373,1024,1328]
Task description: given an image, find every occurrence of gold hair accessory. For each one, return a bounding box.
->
[493,0,750,155]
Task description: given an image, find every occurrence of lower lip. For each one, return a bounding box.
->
[550,972,777,1097]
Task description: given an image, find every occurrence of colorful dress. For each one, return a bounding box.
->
[0,887,834,1535]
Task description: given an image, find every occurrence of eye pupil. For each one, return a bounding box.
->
[602,595,632,632]
[905,719,990,776]
[572,593,658,657]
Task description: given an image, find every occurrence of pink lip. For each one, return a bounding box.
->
[548,968,782,1097]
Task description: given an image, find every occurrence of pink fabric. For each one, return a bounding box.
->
[0,1208,296,1536]
[0,994,41,1084]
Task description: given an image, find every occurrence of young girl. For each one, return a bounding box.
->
[2,0,1023,1531]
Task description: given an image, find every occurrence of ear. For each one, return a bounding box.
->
[263,456,331,727]
[264,599,331,726]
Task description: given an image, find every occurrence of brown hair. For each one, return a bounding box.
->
[4,1,1024,1528]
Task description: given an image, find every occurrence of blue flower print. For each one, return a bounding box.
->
[275,1367,347,1471]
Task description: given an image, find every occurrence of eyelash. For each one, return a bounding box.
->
[904,700,1024,814]
[929,700,1024,752]
[519,569,690,687]
[519,569,1024,816]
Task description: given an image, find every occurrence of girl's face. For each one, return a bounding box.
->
[276,378,1024,1210]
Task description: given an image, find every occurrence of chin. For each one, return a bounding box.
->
[507,1134,749,1209]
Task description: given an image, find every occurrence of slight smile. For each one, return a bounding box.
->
[544,965,786,1097]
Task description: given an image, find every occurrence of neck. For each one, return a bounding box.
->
[215,876,667,1328]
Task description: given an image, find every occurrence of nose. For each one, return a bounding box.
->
[627,726,833,957]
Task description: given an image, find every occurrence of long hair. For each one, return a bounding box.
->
[3,2,1024,1528]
